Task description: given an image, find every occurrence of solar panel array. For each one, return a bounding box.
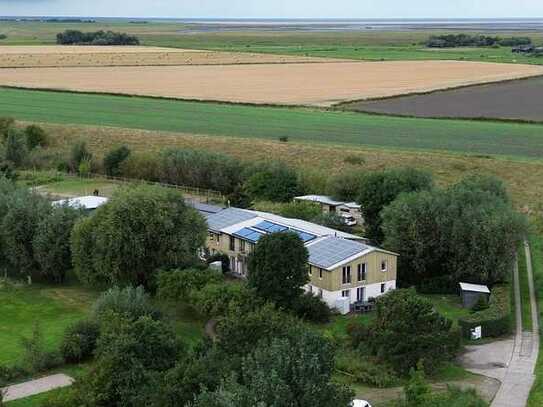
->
[294,230,317,243]
[233,227,265,243]
[206,208,257,231]
[254,220,316,243]
[308,237,368,269]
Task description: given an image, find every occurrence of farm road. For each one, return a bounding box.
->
[1,373,73,402]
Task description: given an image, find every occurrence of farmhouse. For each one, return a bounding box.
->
[197,205,397,309]
[294,194,363,226]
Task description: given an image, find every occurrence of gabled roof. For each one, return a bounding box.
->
[189,202,225,217]
[294,195,361,210]
[307,236,372,270]
[206,207,258,232]
[459,282,490,294]
[53,196,109,210]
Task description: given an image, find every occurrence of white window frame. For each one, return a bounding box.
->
[342,266,352,285]
[357,263,367,282]
[342,289,351,299]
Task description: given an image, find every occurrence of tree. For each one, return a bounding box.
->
[365,289,460,375]
[24,125,48,150]
[381,186,527,288]
[279,201,321,221]
[244,162,301,203]
[70,141,92,173]
[452,174,509,203]
[358,168,433,243]
[0,117,14,138]
[312,212,350,232]
[4,129,28,167]
[71,185,207,287]
[0,161,17,181]
[247,232,309,308]
[33,205,82,283]
[1,189,51,279]
[103,145,131,176]
[326,169,366,201]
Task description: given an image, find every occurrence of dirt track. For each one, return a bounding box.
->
[0,60,542,106]
[0,45,337,68]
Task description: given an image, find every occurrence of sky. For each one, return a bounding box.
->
[0,0,543,19]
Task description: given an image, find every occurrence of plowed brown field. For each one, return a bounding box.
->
[0,45,336,68]
[1,60,542,106]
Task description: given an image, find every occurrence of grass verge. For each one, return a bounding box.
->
[518,244,533,331]
[528,232,543,406]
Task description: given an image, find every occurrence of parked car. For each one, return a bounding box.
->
[351,400,372,407]
[341,214,357,227]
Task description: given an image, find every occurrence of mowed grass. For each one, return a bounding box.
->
[3,88,543,159]
[0,284,97,366]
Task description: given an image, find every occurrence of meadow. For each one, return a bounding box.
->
[3,87,543,159]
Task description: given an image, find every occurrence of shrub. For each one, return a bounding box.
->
[24,125,48,150]
[0,365,27,387]
[4,129,28,167]
[292,292,331,323]
[0,161,16,181]
[335,352,398,388]
[157,268,224,301]
[92,286,161,322]
[70,141,92,173]
[278,136,289,142]
[119,152,160,181]
[0,117,14,137]
[191,283,263,318]
[244,161,302,203]
[312,212,351,232]
[279,201,321,221]
[103,145,131,176]
[60,320,100,363]
[326,170,366,202]
[20,323,62,374]
[458,285,512,339]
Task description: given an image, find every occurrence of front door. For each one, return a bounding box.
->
[357,287,365,302]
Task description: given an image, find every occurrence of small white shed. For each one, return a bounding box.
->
[459,282,491,309]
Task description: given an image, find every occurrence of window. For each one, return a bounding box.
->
[239,239,246,253]
[319,268,323,280]
[381,283,386,293]
[208,232,215,242]
[357,263,367,281]
[381,260,388,272]
[229,236,235,251]
[342,289,350,299]
[357,287,365,302]
[342,266,351,284]
[308,265,313,276]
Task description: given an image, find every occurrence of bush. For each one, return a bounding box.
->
[279,201,321,221]
[292,292,331,323]
[244,161,302,203]
[191,283,263,318]
[20,323,62,374]
[206,253,230,273]
[60,320,100,363]
[4,129,28,167]
[157,268,224,301]
[458,285,512,339]
[24,125,48,150]
[0,365,27,387]
[57,30,140,45]
[103,145,130,176]
[312,212,351,232]
[69,141,92,173]
[335,352,398,388]
[0,161,16,181]
[326,170,366,202]
[92,286,161,322]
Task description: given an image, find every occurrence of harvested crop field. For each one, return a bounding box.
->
[1,60,542,106]
[0,45,335,68]
[343,76,543,122]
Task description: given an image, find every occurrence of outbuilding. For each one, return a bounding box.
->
[459,282,490,309]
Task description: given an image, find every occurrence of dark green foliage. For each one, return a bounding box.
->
[427,33,531,48]
[358,167,433,243]
[452,173,509,203]
[279,201,321,221]
[91,286,161,322]
[405,367,431,406]
[244,161,302,202]
[1,189,51,277]
[157,268,224,301]
[60,320,100,363]
[382,180,527,288]
[24,125,48,150]
[4,129,28,167]
[335,353,398,388]
[471,295,490,312]
[20,323,62,374]
[194,327,354,407]
[248,232,309,308]
[57,30,139,45]
[69,141,92,173]
[458,285,512,339]
[291,292,331,323]
[103,145,130,176]
[71,185,207,287]
[365,289,461,375]
[192,283,263,318]
[158,148,244,194]
[0,117,14,138]
[206,253,230,273]
[327,169,366,201]
[33,204,82,283]
[0,161,16,181]
[312,212,351,232]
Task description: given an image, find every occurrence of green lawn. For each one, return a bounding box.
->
[3,88,543,159]
[0,283,97,366]
[528,232,543,406]
[422,294,471,328]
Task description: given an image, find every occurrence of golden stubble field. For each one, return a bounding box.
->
[0,45,338,67]
[40,122,543,214]
[1,59,542,105]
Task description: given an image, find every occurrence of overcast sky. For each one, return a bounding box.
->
[1,0,542,19]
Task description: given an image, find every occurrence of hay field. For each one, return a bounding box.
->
[1,60,542,105]
[0,45,335,68]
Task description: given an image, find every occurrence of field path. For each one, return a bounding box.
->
[491,241,539,407]
[1,374,73,402]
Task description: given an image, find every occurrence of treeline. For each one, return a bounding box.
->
[426,34,532,48]
[56,30,140,45]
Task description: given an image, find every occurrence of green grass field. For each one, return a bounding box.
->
[3,87,543,159]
